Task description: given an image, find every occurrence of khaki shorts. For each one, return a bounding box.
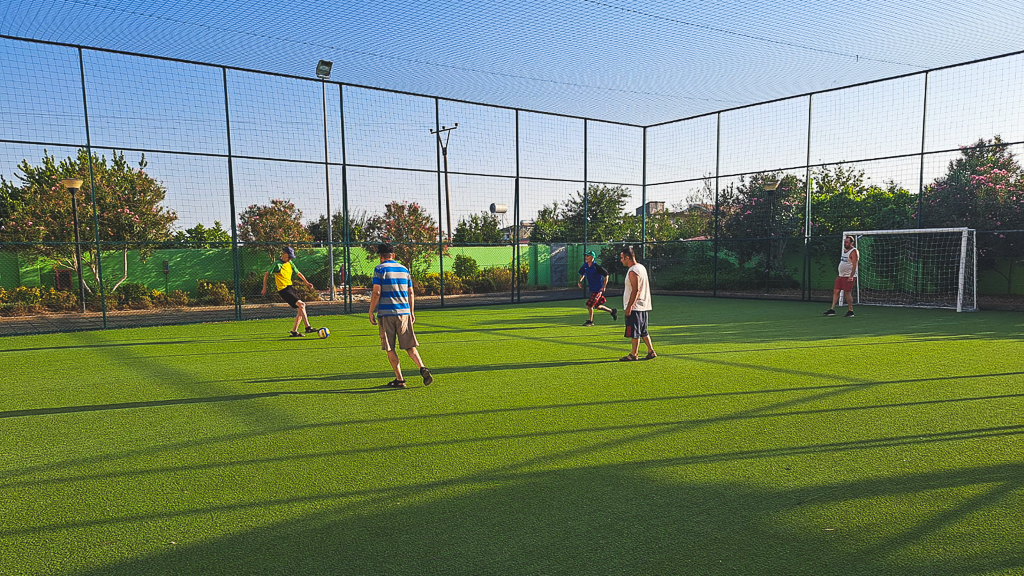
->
[378,314,419,351]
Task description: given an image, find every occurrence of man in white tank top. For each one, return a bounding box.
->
[618,246,657,361]
[824,235,859,317]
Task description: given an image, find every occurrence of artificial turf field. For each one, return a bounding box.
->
[1,296,1022,576]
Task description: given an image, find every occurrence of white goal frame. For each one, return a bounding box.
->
[843,227,977,312]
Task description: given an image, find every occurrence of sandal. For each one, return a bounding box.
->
[645,351,657,360]
[387,379,407,388]
[619,353,638,362]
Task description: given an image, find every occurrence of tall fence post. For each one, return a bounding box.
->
[640,127,647,261]
[78,47,107,328]
[917,71,930,227]
[222,67,243,321]
[803,94,814,301]
[712,112,721,297]
[339,85,352,313]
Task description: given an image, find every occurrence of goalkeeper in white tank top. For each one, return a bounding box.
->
[824,235,859,317]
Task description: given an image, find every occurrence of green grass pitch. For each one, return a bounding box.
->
[1,297,1022,576]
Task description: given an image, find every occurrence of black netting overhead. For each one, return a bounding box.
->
[5,0,1024,125]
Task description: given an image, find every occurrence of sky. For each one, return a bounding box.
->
[2,1,1024,231]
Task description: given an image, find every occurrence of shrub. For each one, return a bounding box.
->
[453,254,479,278]
[295,282,320,302]
[115,282,155,309]
[196,279,236,306]
[348,273,371,287]
[416,272,464,295]
[40,288,79,311]
[153,290,190,307]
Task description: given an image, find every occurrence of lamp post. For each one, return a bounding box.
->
[763,177,781,295]
[316,59,336,299]
[61,178,87,312]
[431,123,458,241]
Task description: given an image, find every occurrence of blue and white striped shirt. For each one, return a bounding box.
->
[372,260,412,316]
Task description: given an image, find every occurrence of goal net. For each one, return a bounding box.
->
[843,228,977,312]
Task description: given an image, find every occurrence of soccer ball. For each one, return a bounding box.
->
[317,327,330,339]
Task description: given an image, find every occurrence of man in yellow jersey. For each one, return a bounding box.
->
[261,246,317,337]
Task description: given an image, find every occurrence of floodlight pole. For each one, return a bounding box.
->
[61,179,88,312]
[431,123,458,241]
[316,60,336,300]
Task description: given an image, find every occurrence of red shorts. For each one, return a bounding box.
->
[585,292,607,308]
[834,276,855,291]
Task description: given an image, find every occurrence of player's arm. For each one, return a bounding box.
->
[625,270,639,314]
[368,284,381,325]
[407,277,415,323]
[294,271,314,289]
[261,271,269,295]
[595,265,610,293]
[576,273,586,288]
[849,249,859,276]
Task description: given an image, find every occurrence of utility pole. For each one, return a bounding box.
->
[431,123,458,241]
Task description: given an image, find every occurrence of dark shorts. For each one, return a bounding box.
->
[834,277,855,292]
[279,286,301,308]
[624,310,649,339]
[585,292,607,308]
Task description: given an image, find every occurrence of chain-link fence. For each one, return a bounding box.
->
[2,37,1022,335]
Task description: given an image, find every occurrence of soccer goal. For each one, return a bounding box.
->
[843,228,977,312]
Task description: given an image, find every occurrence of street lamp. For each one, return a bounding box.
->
[431,123,458,241]
[60,178,87,312]
[763,178,781,294]
[315,59,336,299]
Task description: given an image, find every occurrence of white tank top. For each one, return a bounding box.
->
[623,263,652,311]
[838,247,857,277]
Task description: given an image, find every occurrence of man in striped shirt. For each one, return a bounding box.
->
[368,243,433,388]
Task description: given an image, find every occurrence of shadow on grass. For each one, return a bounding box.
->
[60,461,1024,576]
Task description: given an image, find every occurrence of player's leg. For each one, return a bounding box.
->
[406,347,433,386]
[296,300,314,331]
[824,279,840,315]
[642,334,655,355]
[380,318,406,386]
[630,338,641,357]
[386,349,404,380]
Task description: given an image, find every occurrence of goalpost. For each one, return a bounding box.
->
[842,228,977,312]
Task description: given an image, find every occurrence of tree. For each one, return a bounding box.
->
[362,201,443,273]
[0,148,178,292]
[306,210,369,245]
[173,221,231,248]
[238,199,314,261]
[453,212,504,245]
[528,184,633,243]
[923,136,1024,291]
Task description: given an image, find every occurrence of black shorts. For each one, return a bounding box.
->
[278,286,301,308]
[624,310,649,339]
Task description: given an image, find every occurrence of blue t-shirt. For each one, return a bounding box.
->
[372,260,412,316]
[578,262,610,293]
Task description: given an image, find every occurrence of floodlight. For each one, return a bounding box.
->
[316,60,333,80]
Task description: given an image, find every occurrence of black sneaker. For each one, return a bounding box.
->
[387,379,407,388]
[305,325,318,333]
[289,331,304,337]
[823,309,836,316]
[611,308,618,321]
[583,320,595,326]
[420,367,433,386]
[844,310,855,317]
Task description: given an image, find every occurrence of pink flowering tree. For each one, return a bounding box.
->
[924,136,1024,290]
[0,149,177,292]
[238,199,314,262]
[719,173,805,277]
[362,201,443,273]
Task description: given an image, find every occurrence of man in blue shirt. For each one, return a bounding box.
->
[577,250,617,326]
[368,243,433,388]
